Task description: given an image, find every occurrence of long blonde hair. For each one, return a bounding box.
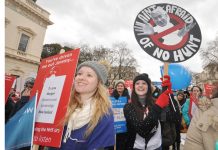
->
[64,82,112,138]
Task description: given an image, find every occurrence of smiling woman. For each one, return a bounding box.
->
[55,61,115,150]
[123,73,172,150]
[74,66,99,95]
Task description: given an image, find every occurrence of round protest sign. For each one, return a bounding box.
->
[134,3,201,63]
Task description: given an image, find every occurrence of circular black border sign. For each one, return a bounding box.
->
[134,3,202,63]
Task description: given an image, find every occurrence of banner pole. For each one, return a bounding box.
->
[114,134,116,150]
[31,91,38,150]
[163,62,176,111]
[163,62,169,76]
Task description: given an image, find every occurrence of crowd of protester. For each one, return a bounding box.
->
[5,61,218,150]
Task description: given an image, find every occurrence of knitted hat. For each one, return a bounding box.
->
[115,79,125,88]
[77,61,108,84]
[133,73,151,86]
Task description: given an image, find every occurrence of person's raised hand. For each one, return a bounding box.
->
[155,75,173,108]
[155,89,171,108]
[160,75,172,94]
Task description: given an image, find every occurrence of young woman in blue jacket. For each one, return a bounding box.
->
[59,61,115,150]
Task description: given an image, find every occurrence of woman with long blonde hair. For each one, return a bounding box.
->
[59,61,115,150]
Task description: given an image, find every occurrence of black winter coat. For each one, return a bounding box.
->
[5,97,16,123]
[111,88,130,100]
[123,103,162,149]
[9,96,30,119]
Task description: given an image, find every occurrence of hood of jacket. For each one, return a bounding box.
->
[196,98,218,132]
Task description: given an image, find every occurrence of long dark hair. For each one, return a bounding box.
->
[191,85,203,94]
[177,91,186,106]
[131,80,155,120]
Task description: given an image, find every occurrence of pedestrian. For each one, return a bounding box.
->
[58,61,115,149]
[184,83,218,150]
[5,91,20,123]
[172,91,187,150]
[175,91,187,133]
[183,86,191,99]
[9,78,35,118]
[5,78,35,150]
[111,79,130,150]
[182,85,203,127]
[123,73,172,150]
[111,79,130,100]
[160,83,180,150]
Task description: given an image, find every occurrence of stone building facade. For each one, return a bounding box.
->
[192,63,218,90]
[5,0,53,91]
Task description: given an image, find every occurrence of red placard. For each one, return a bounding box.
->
[31,49,80,147]
[204,83,217,98]
[5,75,16,103]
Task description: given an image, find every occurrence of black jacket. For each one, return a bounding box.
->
[9,96,30,119]
[123,103,162,149]
[5,97,16,123]
[111,88,130,100]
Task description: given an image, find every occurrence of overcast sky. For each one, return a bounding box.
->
[36,0,218,81]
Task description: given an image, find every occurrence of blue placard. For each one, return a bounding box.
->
[110,96,127,133]
[5,96,36,150]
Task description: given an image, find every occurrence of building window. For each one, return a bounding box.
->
[18,34,30,52]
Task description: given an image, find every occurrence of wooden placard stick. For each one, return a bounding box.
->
[163,62,169,77]
[163,62,176,111]
[32,144,39,150]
